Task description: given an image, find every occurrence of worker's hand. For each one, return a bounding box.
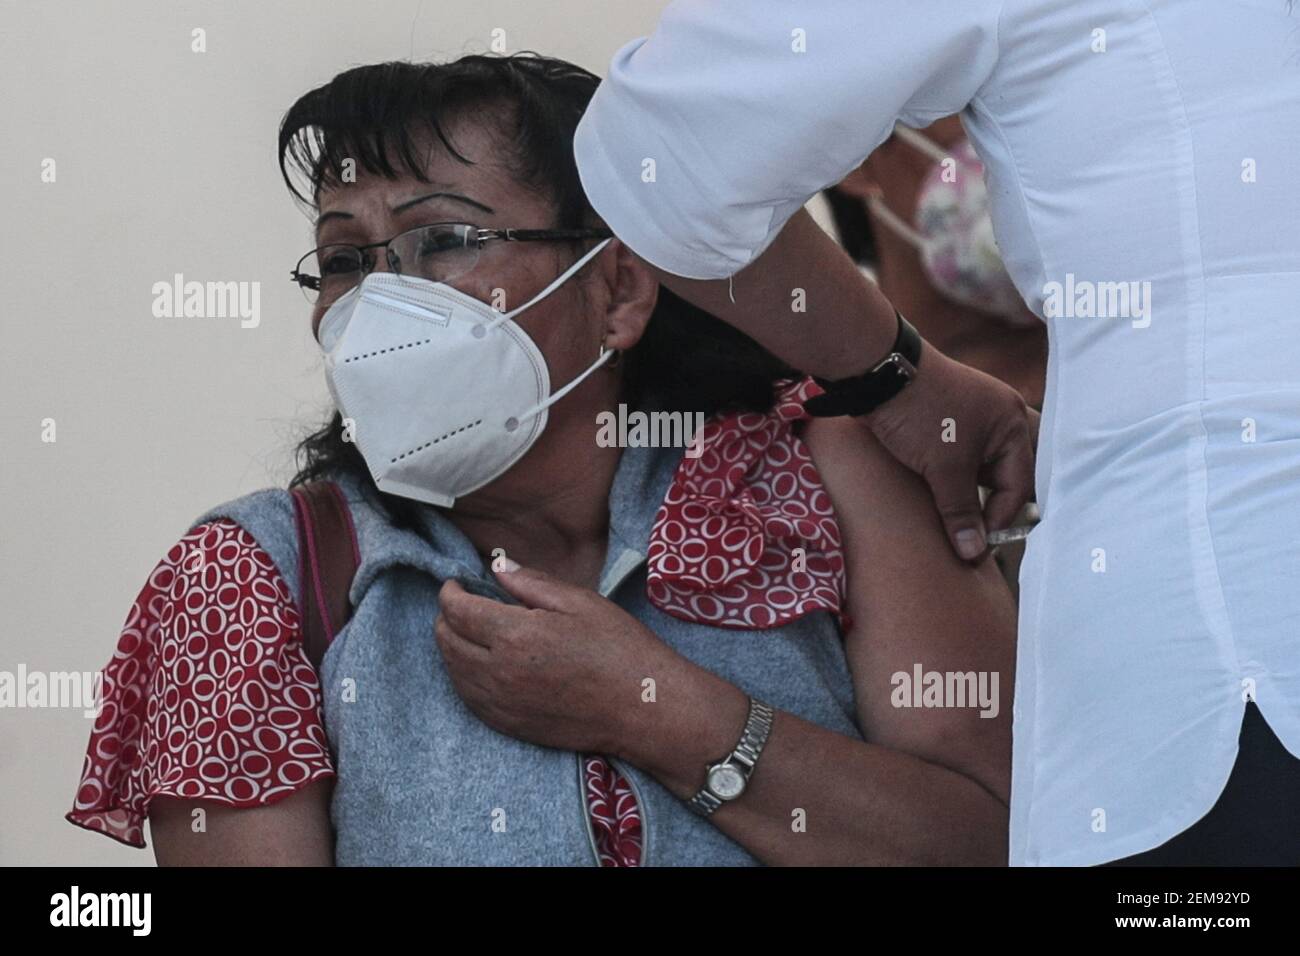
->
[862,342,1037,562]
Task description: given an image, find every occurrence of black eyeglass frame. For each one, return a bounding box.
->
[289,223,615,297]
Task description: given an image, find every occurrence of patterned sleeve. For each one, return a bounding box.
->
[66,519,335,848]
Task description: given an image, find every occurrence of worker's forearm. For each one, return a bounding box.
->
[641,209,899,379]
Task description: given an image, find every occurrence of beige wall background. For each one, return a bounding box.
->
[0,0,688,866]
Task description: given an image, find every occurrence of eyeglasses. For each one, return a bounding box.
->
[290,222,614,307]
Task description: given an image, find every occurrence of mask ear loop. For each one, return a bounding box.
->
[864,125,952,253]
[891,124,953,164]
[507,346,617,432]
[865,196,927,250]
[483,238,613,333]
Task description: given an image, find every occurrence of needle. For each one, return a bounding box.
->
[986,524,1037,547]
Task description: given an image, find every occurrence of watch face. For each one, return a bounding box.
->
[708,764,746,800]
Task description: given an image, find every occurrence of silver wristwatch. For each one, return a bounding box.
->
[687,697,775,817]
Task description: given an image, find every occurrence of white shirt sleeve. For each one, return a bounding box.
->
[574,0,1005,279]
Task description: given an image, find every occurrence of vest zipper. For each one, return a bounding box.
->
[587,546,653,866]
[577,753,602,866]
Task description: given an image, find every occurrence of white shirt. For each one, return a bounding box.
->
[574,0,1300,865]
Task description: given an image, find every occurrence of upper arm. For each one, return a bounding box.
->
[68,517,338,863]
[143,519,337,865]
[150,780,334,866]
[573,0,1004,279]
[802,416,1016,803]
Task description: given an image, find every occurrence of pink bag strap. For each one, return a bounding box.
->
[289,480,360,672]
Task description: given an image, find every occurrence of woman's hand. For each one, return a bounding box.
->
[434,563,685,755]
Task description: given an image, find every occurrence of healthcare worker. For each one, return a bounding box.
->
[573,0,1300,865]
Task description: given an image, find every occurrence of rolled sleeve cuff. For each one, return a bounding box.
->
[573,60,776,280]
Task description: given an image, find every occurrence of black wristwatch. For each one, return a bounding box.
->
[803,310,922,417]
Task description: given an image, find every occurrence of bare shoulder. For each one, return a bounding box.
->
[800,415,951,551]
[799,413,1013,600]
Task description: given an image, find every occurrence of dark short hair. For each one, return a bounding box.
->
[278,53,795,526]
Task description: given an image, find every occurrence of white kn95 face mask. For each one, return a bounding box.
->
[316,238,613,507]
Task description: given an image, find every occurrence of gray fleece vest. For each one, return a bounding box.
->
[195,442,862,865]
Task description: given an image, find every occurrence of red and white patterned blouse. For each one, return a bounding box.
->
[67,378,843,866]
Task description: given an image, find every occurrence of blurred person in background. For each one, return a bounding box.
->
[818,116,1046,597]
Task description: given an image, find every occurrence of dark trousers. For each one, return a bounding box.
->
[1102,702,1300,866]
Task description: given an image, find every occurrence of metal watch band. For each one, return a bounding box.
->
[804,310,923,418]
[687,698,776,818]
